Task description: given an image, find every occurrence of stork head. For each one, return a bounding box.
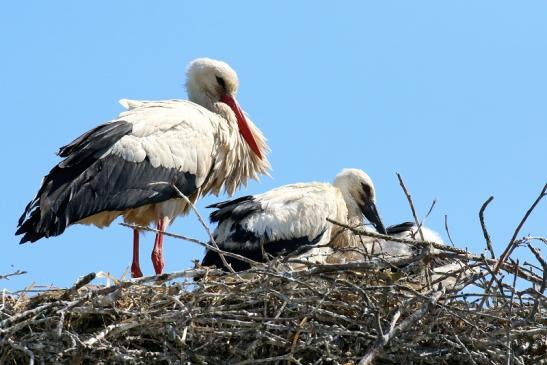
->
[333,169,387,234]
[186,58,263,160]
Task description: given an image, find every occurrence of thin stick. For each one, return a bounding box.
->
[505,184,547,257]
[170,183,237,274]
[424,198,437,221]
[453,333,479,365]
[479,196,496,259]
[0,270,27,281]
[479,256,507,307]
[396,173,425,241]
[506,260,519,365]
[444,214,455,247]
[60,273,96,300]
[480,183,547,307]
[527,243,546,318]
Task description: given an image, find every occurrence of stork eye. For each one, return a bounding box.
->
[361,183,372,198]
[216,76,226,89]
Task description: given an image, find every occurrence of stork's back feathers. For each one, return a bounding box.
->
[201,183,347,270]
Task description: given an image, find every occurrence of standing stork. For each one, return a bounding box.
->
[201,168,386,271]
[16,58,270,277]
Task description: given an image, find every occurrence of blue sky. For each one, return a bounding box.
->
[1,2,545,291]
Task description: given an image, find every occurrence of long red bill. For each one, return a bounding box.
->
[220,94,263,160]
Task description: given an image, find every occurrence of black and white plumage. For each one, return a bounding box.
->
[201,168,386,271]
[16,58,270,277]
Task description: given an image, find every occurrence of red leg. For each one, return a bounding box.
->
[131,229,143,278]
[151,217,168,275]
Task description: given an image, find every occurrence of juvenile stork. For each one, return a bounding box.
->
[16,58,270,277]
[327,222,477,289]
[328,221,444,263]
[201,168,386,271]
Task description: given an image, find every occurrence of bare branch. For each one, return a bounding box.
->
[170,183,237,274]
[0,270,27,281]
[480,183,547,307]
[479,196,496,259]
[396,173,425,241]
[444,214,455,247]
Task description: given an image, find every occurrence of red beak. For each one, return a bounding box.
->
[220,95,263,160]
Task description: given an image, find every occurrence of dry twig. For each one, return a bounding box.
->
[396,173,425,241]
[479,196,496,259]
[480,183,547,307]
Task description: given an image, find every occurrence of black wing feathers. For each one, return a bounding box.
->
[208,195,261,224]
[201,231,326,272]
[16,120,198,243]
[16,121,134,242]
[386,222,415,235]
[58,121,132,167]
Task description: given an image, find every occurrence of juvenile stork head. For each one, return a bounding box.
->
[333,169,387,234]
[186,58,263,160]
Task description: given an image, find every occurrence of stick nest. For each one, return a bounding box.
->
[1,236,546,365]
[2,184,546,364]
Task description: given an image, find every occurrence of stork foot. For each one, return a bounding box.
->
[131,263,143,278]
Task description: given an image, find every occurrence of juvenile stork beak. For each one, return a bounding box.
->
[220,95,263,160]
[360,200,387,234]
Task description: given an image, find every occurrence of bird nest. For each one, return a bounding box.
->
[2,186,546,364]
[1,237,546,365]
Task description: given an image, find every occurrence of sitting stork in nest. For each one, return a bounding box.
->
[16,58,270,277]
[201,168,387,271]
[340,222,477,289]
[201,169,473,289]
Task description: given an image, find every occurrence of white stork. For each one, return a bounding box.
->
[201,168,387,271]
[328,222,444,263]
[327,221,479,289]
[375,224,479,288]
[16,58,270,277]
